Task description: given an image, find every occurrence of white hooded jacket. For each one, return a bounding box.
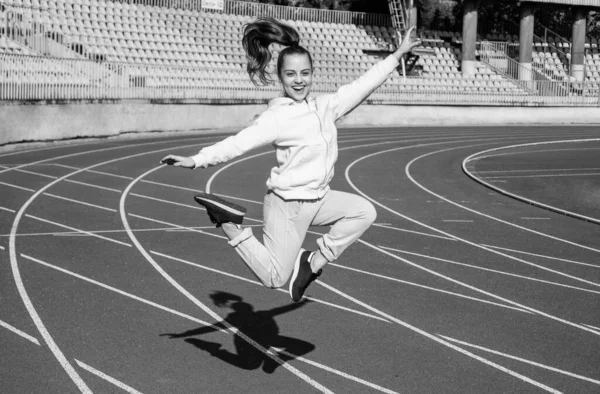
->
[192,54,400,200]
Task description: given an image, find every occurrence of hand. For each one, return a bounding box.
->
[159,155,196,169]
[395,27,422,57]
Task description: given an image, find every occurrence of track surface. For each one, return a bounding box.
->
[1,126,599,394]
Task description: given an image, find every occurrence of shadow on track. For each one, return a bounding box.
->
[161,291,315,374]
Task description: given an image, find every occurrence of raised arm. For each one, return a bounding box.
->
[160,110,278,169]
[332,27,422,120]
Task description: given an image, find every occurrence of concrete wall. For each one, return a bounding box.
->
[1,102,600,146]
[338,105,600,127]
[0,102,267,145]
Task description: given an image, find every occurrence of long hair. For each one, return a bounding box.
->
[242,17,313,86]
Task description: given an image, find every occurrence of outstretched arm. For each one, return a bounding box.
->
[160,110,278,169]
[332,27,422,120]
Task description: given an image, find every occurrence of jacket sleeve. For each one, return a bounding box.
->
[191,110,278,169]
[329,54,399,120]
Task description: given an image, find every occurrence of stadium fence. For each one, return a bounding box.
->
[2,52,598,106]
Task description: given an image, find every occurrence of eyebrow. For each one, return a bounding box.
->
[283,69,312,72]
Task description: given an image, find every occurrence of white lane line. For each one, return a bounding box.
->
[20,254,221,331]
[316,279,561,394]
[139,180,265,207]
[7,165,125,194]
[345,146,600,337]
[475,167,600,174]
[362,233,600,336]
[151,250,390,323]
[44,193,116,213]
[130,193,205,211]
[0,181,114,213]
[0,181,36,192]
[128,213,227,241]
[582,324,600,333]
[75,360,144,394]
[130,191,514,316]
[442,220,474,223]
[0,134,219,177]
[203,135,495,194]
[66,179,121,193]
[0,165,56,179]
[521,217,550,220]
[471,146,600,162]
[481,244,600,269]
[53,164,134,180]
[0,226,255,238]
[329,262,531,314]
[0,206,16,213]
[371,223,456,241]
[380,245,600,296]
[463,140,600,241]
[404,143,600,288]
[26,215,132,248]
[482,172,600,179]
[438,335,600,386]
[121,168,333,394]
[130,198,526,314]
[20,253,396,394]
[6,137,220,394]
[0,164,123,193]
[271,348,400,394]
[0,318,41,345]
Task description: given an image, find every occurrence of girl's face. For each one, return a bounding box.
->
[279,53,313,103]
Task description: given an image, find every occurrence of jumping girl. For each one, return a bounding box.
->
[161,17,421,303]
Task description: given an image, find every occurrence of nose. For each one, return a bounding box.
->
[294,74,303,84]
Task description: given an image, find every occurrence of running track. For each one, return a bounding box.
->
[1,126,599,393]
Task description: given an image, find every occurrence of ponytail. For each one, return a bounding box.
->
[242,17,312,86]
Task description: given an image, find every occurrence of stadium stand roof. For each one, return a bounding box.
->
[521,0,600,7]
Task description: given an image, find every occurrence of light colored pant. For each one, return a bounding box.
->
[227,190,377,288]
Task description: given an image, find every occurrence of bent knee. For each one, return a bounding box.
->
[269,275,288,289]
[363,201,377,226]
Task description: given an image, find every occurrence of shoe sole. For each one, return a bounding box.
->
[194,194,247,216]
[289,248,307,302]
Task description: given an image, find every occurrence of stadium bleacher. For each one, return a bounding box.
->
[0,0,597,104]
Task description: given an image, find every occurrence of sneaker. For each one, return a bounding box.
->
[289,249,322,302]
[193,193,247,228]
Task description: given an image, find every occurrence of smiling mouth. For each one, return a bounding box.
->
[292,86,305,92]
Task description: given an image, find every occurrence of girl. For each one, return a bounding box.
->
[161,17,421,303]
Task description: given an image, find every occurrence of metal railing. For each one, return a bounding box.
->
[2,52,598,106]
[224,1,391,27]
[0,0,392,27]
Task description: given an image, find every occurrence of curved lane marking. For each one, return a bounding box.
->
[316,280,561,393]
[405,141,600,284]
[7,137,220,393]
[438,335,600,386]
[203,134,591,392]
[344,141,600,337]
[463,139,600,227]
[120,166,334,394]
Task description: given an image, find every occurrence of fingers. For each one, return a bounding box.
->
[411,39,423,49]
[160,155,181,165]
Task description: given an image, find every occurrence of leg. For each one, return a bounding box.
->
[224,193,314,288]
[310,190,377,271]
